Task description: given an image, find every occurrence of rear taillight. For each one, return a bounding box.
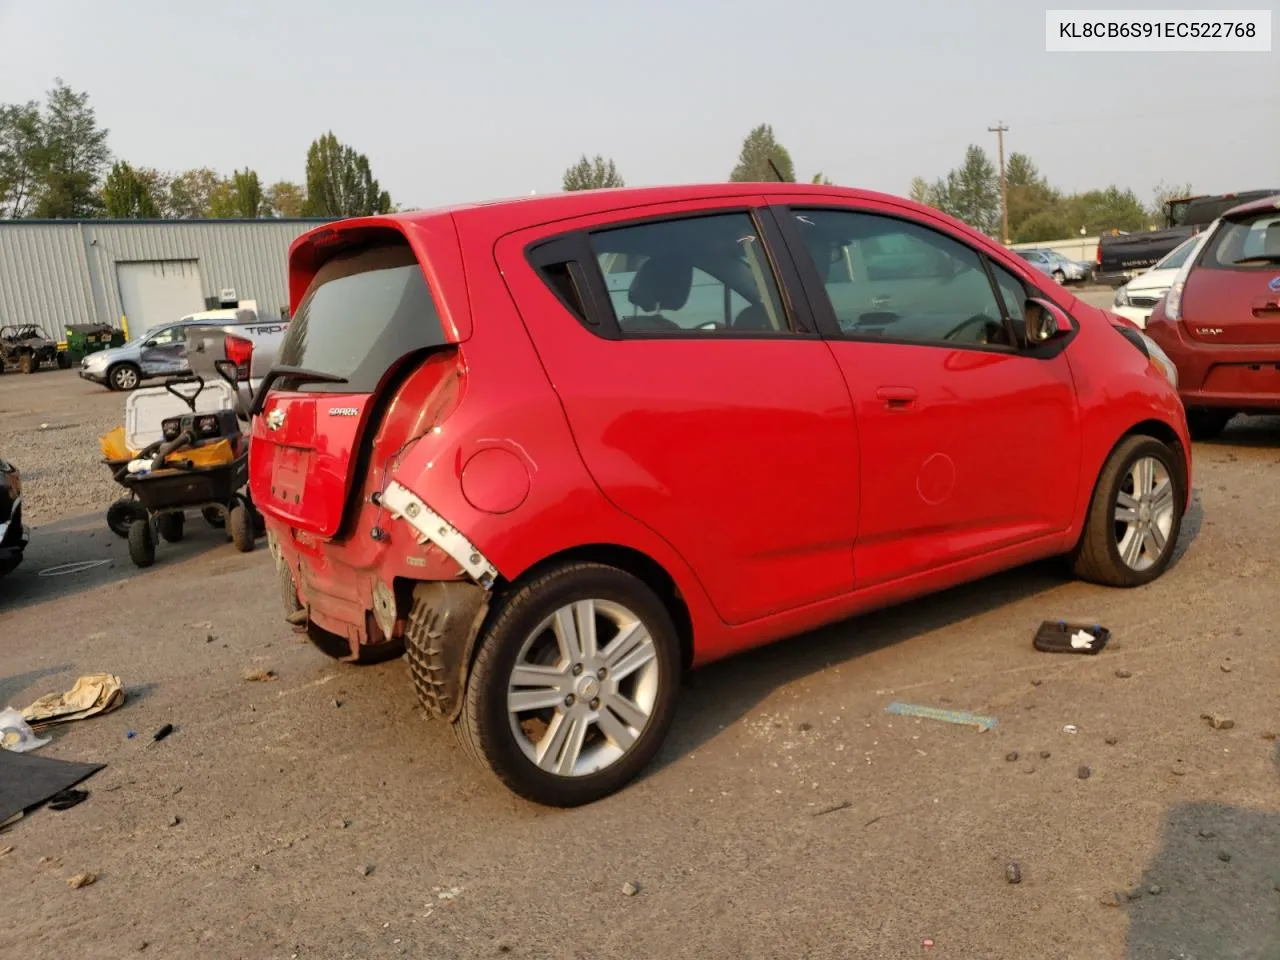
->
[225,335,252,381]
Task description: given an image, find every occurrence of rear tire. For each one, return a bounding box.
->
[1186,408,1233,442]
[1071,435,1183,588]
[57,352,71,369]
[229,499,254,553]
[157,512,185,543]
[1052,269,1066,285]
[128,519,155,568]
[202,505,226,528]
[449,563,682,807]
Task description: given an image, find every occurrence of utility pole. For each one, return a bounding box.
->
[988,121,1009,245]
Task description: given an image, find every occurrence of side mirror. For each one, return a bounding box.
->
[1025,297,1069,343]
[142,339,156,348]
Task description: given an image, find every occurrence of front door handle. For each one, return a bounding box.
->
[876,386,918,410]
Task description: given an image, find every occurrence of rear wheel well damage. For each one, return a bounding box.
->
[400,543,694,722]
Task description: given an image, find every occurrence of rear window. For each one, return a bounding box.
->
[1199,210,1280,270]
[277,242,446,392]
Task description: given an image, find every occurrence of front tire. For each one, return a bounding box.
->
[157,512,185,543]
[1072,435,1183,587]
[1052,269,1066,285]
[109,363,141,391]
[450,563,682,807]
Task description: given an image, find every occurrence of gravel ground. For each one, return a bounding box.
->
[2,332,1278,960]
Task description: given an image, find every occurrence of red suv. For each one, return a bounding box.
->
[251,185,1191,806]
[1144,194,1280,439]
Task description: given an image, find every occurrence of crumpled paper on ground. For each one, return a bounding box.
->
[21,674,125,728]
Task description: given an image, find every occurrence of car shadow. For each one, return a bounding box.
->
[658,506,1205,772]
[1203,414,1280,449]
[0,664,74,708]
[0,509,231,615]
[1125,801,1280,959]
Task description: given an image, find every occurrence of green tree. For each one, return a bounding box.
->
[941,145,1000,236]
[562,154,624,191]
[1004,152,1060,242]
[908,176,932,205]
[302,131,392,217]
[206,177,238,218]
[100,161,159,218]
[31,79,111,218]
[0,101,44,218]
[231,167,264,217]
[1061,186,1150,234]
[729,124,795,182]
[264,180,306,217]
[810,171,834,185]
[168,167,222,218]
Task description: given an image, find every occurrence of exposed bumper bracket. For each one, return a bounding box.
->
[381,481,498,589]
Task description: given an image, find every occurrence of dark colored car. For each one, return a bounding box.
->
[1144,194,1280,439]
[251,184,1190,807]
[0,324,67,374]
[0,457,28,576]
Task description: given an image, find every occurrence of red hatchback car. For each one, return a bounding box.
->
[1144,193,1280,439]
[251,184,1191,806]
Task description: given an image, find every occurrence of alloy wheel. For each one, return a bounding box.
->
[506,598,660,778]
[1113,455,1176,571]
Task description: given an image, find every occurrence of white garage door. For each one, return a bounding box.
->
[116,260,205,338]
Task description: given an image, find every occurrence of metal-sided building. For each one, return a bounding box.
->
[0,218,335,340]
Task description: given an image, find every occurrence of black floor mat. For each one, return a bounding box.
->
[0,749,104,823]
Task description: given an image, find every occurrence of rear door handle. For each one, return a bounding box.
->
[876,386,918,410]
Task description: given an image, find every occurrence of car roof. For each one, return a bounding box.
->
[1221,193,1280,219]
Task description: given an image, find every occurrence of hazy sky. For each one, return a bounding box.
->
[1,0,1276,210]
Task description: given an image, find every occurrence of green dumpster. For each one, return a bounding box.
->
[64,324,120,364]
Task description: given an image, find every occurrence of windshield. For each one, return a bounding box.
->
[1154,236,1198,270]
[276,241,447,393]
[1200,211,1280,269]
[1166,199,1194,227]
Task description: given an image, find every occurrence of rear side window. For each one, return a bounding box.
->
[278,242,447,392]
[1200,211,1280,270]
[587,213,792,335]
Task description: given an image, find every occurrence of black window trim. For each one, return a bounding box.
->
[523,206,822,342]
[769,202,1080,360]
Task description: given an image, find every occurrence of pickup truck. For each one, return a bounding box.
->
[1095,189,1279,286]
[182,313,289,417]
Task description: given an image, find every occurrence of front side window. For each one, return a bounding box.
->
[587,212,791,335]
[148,327,177,345]
[790,208,1014,348]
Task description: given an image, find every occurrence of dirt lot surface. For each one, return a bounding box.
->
[3,307,1278,960]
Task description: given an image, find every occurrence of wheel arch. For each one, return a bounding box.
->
[491,543,695,672]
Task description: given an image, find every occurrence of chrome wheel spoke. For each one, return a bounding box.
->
[536,710,588,775]
[1149,479,1175,518]
[553,601,598,662]
[595,703,638,752]
[508,664,569,713]
[602,622,655,681]
[1120,528,1144,568]
[604,692,649,731]
[1144,522,1167,556]
[1114,504,1138,524]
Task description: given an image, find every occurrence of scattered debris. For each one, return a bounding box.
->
[1172,761,1188,776]
[360,865,373,877]
[922,938,935,951]
[436,886,463,900]
[1063,725,1079,735]
[168,815,181,827]
[334,818,351,829]
[1029,679,1043,686]
[1034,621,1111,655]
[1202,713,1235,730]
[22,675,125,727]
[1218,852,1233,863]
[37,559,113,578]
[0,845,12,857]
[0,707,51,753]
[333,699,343,709]
[1005,863,1022,884]
[1005,751,1019,762]
[883,702,996,731]
[1078,765,1092,780]
[1039,751,1051,760]
[244,670,278,683]
[1125,888,1144,902]
[1148,884,1163,896]
[1199,828,1216,839]
[152,724,174,742]
[1022,764,1036,774]
[797,721,812,732]
[206,633,216,644]
[1105,737,1119,746]
[1220,663,1233,673]
[812,800,851,817]
[47,788,88,811]
[1099,891,1125,908]
[621,881,639,897]
[1114,669,1132,679]
[66,871,97,889]
[1262,732,1278,742]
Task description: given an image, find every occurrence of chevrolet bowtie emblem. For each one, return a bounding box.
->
[265,408,286,431]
